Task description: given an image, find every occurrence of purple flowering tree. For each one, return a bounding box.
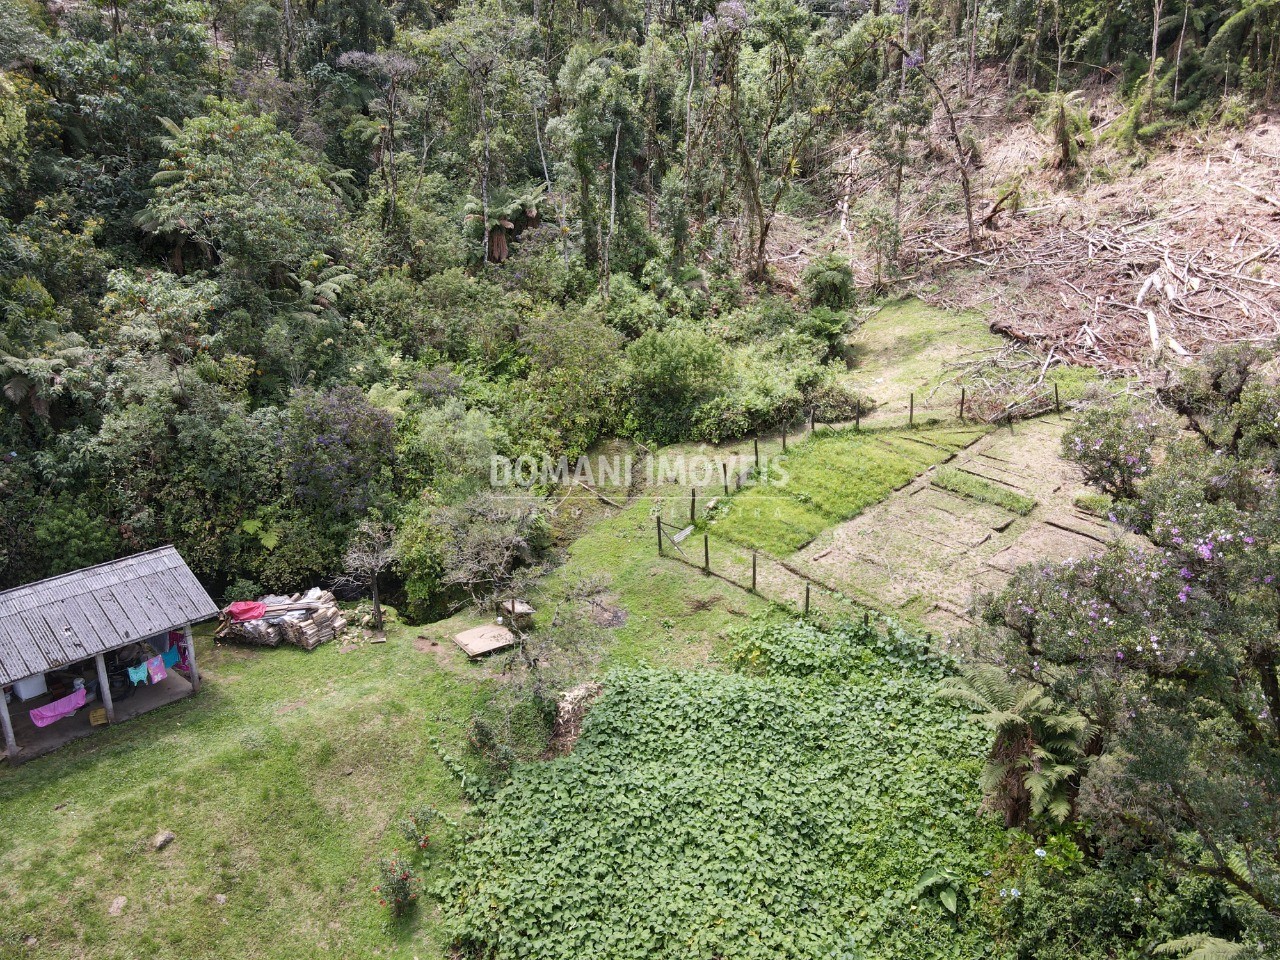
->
[964,365,1280,925]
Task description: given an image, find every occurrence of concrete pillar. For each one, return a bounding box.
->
[94,653,115,723]
[183,625,201,692]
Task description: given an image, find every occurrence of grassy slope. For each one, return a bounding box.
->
[0,298,1014,959]
[0,626,492,960]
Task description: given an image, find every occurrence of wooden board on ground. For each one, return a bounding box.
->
[453,625,517,658]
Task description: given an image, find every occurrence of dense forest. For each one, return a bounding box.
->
[4,0,1278,603]
[4,0,1280,956]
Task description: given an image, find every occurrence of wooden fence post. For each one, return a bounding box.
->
[656,516,663,555]
[804,584,810,616]
[751,551,757,592]
[722,462,728,495]
[808,408,815,434]
[863,611,870,627]
[782,423,787,452]
[690,488,696,525]
[855,402,860,431]
[754,437,760,471]
[703,534,710,574]
[1055,383,1061,414]
[959,387,966,421]
[909,392,914,427]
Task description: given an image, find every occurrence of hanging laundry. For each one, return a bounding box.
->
[128,663,149,686]
[147,656,167,684]
[177,642,191,673]
[161,646,180,669]
[29,688,87,728]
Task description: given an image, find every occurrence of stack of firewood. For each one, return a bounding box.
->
[216,588,347,651]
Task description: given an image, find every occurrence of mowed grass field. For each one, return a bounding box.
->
[709,424,989,554]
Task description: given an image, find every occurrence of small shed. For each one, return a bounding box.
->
[0,546,219,763]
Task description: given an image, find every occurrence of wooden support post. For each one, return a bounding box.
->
[751,551,757,592]
[703,534,710,574]
[863,611,870,627]
[0,687,17,762]
[782,424,787,452]
[657,516,663,555]
[1054,382,1061,414]
[690,488,696,525]
[184,624,201,693]
[959,387,966,421]
[721,462,728,495]
[753,437,760,471]
[94,652,115,724]
[855,402,860,431]
[808,409,815,434]
[909,392,914,427]
[804,584,810,616]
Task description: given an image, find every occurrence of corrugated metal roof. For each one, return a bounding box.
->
[0,547,219,685]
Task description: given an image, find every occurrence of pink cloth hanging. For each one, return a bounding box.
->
[147,656,167,684]
[29,688,87,728]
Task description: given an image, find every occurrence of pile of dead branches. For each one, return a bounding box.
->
[911,126,1280,374]
[928,342,1066,422]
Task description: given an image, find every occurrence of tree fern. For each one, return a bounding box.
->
[937,666,1092,826]
[1154,934,1247,960]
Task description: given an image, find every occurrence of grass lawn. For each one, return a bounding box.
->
[0,621,499,960]
[709,423,988,555]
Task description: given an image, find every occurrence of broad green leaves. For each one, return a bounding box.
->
[442,618,1000,959]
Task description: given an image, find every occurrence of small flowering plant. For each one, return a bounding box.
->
[373,853,420,916]
[398,804,442,853]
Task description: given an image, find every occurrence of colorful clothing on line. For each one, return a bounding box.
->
[29,688,87,728]
[128,663,149,685]
[147,656,167,684]
[161,646,180,669]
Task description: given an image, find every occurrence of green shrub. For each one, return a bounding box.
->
[805,378,873,422]
[624,327,725,443]
[802,253,855,309]
[372,854,420,916]
[398,805,443,854]
[1062,400,1170,499]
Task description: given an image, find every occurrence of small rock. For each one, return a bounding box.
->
[53,803,66,811]
[343,768,354,776]
[109,896,127,916]
[23,936,37,948]
[214,894,227,906]
[153,830,176,851]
